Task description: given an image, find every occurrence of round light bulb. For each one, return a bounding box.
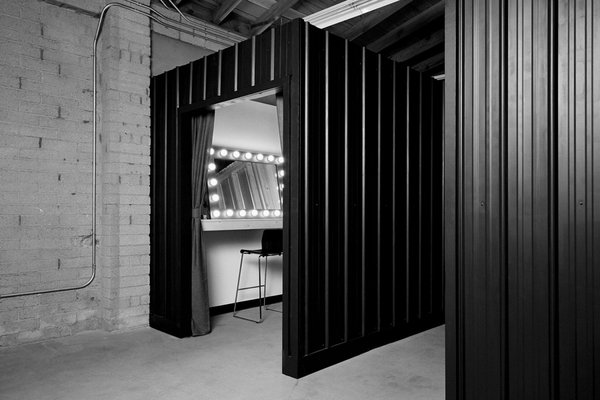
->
[256,154,264,161]
[278,170,285,177]
[209,148,215,155]
[219,149,228,157]
[208,163,216,171]
[245,152,252,160]
[225,209,234,217]
[250,209,258,217]
[210,194,220,202]
[279,184,284,190]
[277,156,284,164]
[208,178,218,187]
[232,151,240,158]
[267,155,275,162]
[239,210,247,217]
[212,210,221,218]
[262,210,270,217]
[273,210,281,217]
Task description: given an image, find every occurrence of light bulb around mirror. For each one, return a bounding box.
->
[212,210,220,218]
[250,209,258,217]
[273,210,281,217]
[267,155,275,162]
[244,152,252,160]
[262,210,270,217]
[225,209,234,217]
[278,170,285,177]
[279,184,284,190]
[256,153,264,161]
[219,149,228,157]
[210,194,220,202]
[277,156,284,164]
[238,210,246,217]
[209,148,215,155]
[208,163,216,171]
[208,178,218,187]
[232,151,240,158]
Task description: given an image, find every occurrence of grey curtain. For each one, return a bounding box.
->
[276,94,284,151]
[191,111,215,336]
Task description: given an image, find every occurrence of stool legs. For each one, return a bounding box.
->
[233,253,266,323]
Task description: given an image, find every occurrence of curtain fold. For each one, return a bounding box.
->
[275,94,284,152]
[190,111,215,336]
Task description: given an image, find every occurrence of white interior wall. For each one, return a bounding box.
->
[208,101,283,307]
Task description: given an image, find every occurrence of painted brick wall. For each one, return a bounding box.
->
[0,0,151,345]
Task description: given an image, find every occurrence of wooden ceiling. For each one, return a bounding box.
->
[169,0,444,74]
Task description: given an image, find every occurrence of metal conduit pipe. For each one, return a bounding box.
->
[0,0,225,300]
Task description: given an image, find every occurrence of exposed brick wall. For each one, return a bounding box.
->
[0,0,151,345]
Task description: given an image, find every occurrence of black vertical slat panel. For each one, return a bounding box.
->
[150,75,166,318]
[557,1,600,399]
[204,52,220,99]
[305,25,326,355]
[430,80,445,317]
[363,49,379,334]
[283,18,304,378]
[345,39,364,341]
[177,64,191,108]
[256,31,272,84]
[394,63,409,327]
[446,0,600,398]
[273,24,287,81]
[326,33,346,346]
[419,75,432,320]
[220,46,236,95]
[190,59,204,104]
[379,57,395,329]
[445,0,459,397]
[165,69,178,323]
[406,68,421,324]
[237,39,253,90]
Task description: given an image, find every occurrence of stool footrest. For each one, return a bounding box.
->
[237,284,265,290]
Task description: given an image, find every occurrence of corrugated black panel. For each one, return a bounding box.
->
[204,53,220,99]
[295,23,445,376]
[447,0,600,399]
[151,20,445,378]
[557,1,600,399]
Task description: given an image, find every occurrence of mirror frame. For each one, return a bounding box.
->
[205,146,285,220]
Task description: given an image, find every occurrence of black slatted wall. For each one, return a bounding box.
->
[151,20,445,377]
[446,0,600,399]
[150,22,296,338]
[290,24,444,377]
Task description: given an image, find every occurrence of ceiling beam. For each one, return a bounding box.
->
[403,42,444,66]
[304,0,404,29]
[251,0,301,36]
[388,28,444,62]
[368,1,445,53]
[344,0,413,41]
[213,0,244,24]
[411,51,444,72]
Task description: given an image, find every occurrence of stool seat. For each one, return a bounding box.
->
[233,229,283,323]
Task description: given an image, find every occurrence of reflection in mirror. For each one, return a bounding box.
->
[213,160,280,210]
[206,147,284,219]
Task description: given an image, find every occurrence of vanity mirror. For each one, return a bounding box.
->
[206,147,284,219]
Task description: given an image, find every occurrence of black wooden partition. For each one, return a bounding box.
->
[446,0,600,399]
[151,19,444,378]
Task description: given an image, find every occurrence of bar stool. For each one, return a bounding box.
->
[233,229,283,323]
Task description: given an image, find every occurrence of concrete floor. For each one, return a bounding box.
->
[0,307,445,400]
